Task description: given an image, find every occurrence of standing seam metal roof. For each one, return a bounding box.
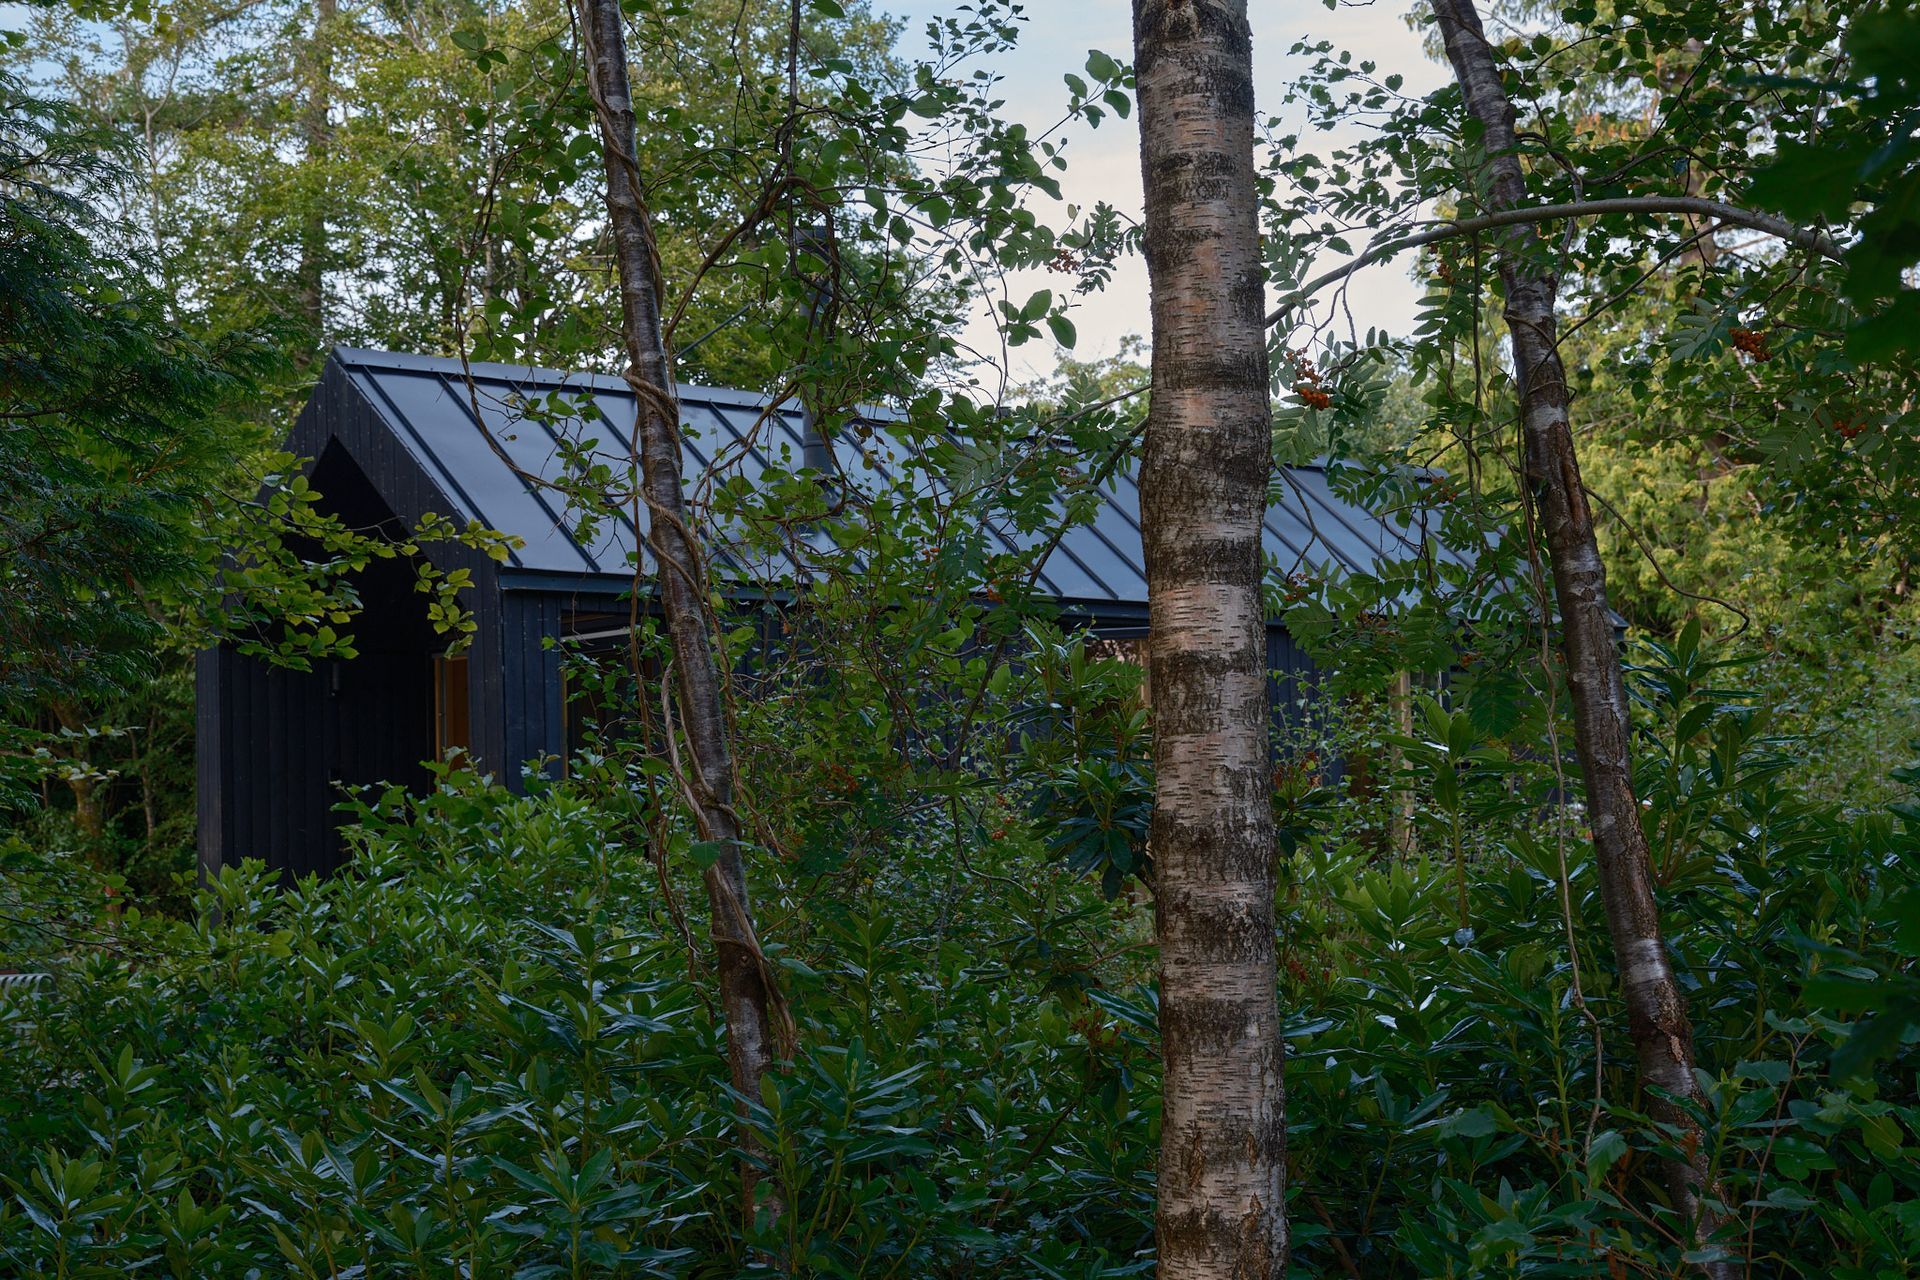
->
[326,346,1465,606]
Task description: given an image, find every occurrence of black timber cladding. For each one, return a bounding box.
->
[198,346,1466,883]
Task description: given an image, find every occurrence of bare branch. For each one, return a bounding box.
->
[1266,195,1843,330]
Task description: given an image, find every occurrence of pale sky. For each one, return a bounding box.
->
[881,0,1448,385]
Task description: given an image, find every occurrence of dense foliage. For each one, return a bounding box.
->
[0,776,1151,1278]
[3,0,1918,1274]
[3,627,1916,1275]
[0,66,258,757]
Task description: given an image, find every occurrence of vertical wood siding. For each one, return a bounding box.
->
[1266,627,1322,747]
[195,644,332,884]
[501,592,567,785]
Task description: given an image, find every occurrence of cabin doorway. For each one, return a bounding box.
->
[308,443,439,830]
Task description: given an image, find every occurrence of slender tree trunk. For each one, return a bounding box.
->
[1132,4,1287,1276]
[576,0,783,1207]
[1390,671,1415,855]
[1428,0,1732,1271]
[49,701,107,848]
[296,0,336,365]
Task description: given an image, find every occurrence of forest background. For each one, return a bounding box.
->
[1,0,1918,1274]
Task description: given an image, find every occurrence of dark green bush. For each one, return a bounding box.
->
[0,775,1157,1279]
[2,625,1915,1277]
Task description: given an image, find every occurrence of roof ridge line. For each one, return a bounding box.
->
[328,346,782,410]
[325,346,911,419]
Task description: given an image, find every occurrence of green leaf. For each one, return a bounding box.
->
[1893,888,1920,955]
[1746,140,1873,221]
[1587,1129,1629,1185]
[1440,1105,1499,1139]
[1847,290,1920,361]
[1046,313,1077,349]
[1847,5,1920,79]
[1804,970,1882,1013]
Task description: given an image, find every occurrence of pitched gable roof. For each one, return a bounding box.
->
[308,347,1462,609]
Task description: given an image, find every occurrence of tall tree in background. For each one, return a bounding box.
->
[575,0,783,1212]
[8,0,900,387]
[295,0,335,361]
[1428,0,1731,1268]
[1131,1,1286,1275]
[0,72,253,793]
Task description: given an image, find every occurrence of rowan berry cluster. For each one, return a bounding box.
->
[1285,348,1332,409]
[1730,326,1773,362]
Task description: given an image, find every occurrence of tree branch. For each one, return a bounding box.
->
[1266,195,1842,329]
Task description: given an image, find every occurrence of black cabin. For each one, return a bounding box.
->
[197,347,1459,882]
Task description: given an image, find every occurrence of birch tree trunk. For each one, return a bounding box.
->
[576,0,781,1189]
[1131,3,1287,1275]
[1428,0,1732,1269]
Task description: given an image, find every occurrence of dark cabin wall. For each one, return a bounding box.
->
[456,583,571,788]
[474,591,566,786]
[942,611,1330,777]
[198,444,444,884]
[196,645,333,885]
[200,369,475,883]
[1267,626,1325,748]
[464,576,508,784]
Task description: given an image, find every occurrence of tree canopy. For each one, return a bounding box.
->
[1,0,1917,1275]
